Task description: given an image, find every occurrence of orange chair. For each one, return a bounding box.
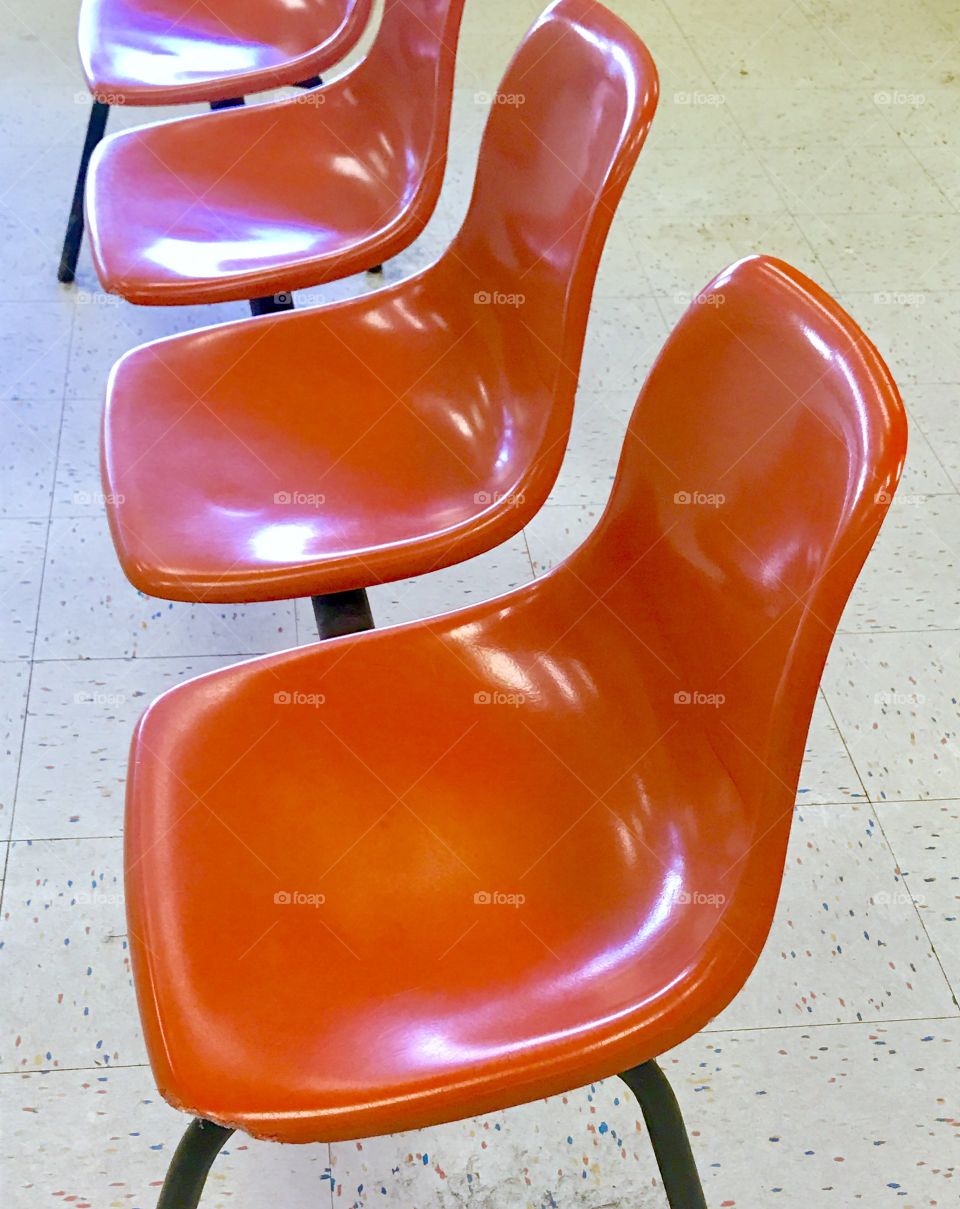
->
[85,0,467,311]
[59,0,372,283]
[124,255,906,1207]
[99,0,660,638]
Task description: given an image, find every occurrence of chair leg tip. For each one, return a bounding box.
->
[57,264,76,284]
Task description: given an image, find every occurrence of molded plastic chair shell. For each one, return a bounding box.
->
[100,0,660,601]
[86,0,467,304]
[123,255,907,1143]
[78,0,372,106]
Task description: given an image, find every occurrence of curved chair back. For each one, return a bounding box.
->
[452,0,658,368]
[441,0,659,499]
[79,0,374,103]
[573,255,906,907]
[331,0,467,234]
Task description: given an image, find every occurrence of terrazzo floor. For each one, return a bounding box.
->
[2,0,959,1205]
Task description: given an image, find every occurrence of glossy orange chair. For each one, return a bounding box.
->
[85,0,467,312]
[124,255,906,1207]
[99,0,660,638]
[59,0,372,283]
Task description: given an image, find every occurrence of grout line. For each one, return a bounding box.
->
[702,1010,960,1036]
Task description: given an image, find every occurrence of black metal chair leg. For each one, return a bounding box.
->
[312,588,375,640]
[210,97,244,110]
[295,75,324,88]
[156,1118,234,1209]
[620,1060,707,1209]
[250,291,295,317]
[367,264,384,274]
[58,99,110,283]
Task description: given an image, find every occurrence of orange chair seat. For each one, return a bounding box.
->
[125,575,756,1143]
[101,280,555,601]
[87,95,441,305]
[78,0,371,106]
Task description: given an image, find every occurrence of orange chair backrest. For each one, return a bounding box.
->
[337,0,467,208]
[575,255,907,825]
[448,0,659,400]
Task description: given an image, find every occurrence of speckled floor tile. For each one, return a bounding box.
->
[295,535,534,639]
[669,1020,960,1205]
[0,397,60,519]
[910,384,960,491]
[797,694,866,804]
[763,143,949,218]
[330,1020,960,1207]
[878,800,960,1000]
[547,388,636,506]
[65,296,244,400]
[524,505,603,577]
[0,1065,335,1209]
[637,144,788,214]
[13,657,237,841]
[579,296,667,391]
[896,423,956,495]
[822,632,960,801]
[839,493,960,633]
[328,1082,670,1208]
[799,212,960,293]
[0,837,146,1072]
[0,301,72,399]
[0,519,46,659]
[0,660,29,836]
[837,291,960,386]
[35,516,296,659]
[710,803,956,1029]
[51,397,109,518]
[720,85,903,149]
[628,209,831,301]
